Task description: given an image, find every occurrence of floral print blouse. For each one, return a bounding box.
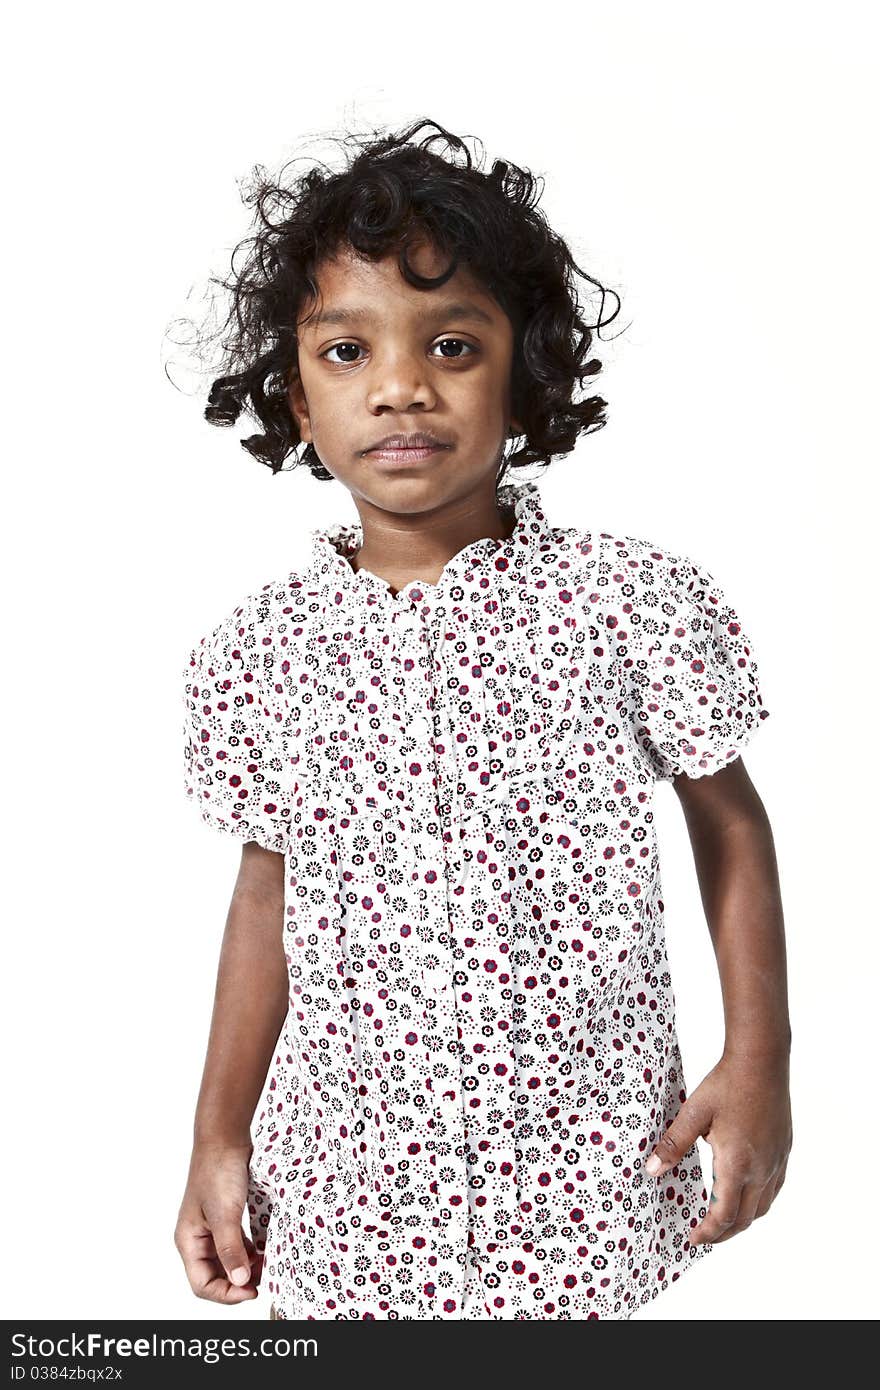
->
[181,478,770,1319]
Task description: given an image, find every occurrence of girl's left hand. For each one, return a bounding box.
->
[643,1051,792,1245]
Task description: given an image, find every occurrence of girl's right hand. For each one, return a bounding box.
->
[174,1141,261,1304]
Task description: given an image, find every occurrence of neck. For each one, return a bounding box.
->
[348,486,518,591]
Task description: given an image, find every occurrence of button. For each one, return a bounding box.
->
[438,1089,458,1113]
[410,714,431,741]
[423,969,449,996]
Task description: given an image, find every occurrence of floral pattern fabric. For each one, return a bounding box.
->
[182,479,770,1319]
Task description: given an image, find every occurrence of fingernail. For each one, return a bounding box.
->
[230,1266,251,1285]
[645,1154,662,1174]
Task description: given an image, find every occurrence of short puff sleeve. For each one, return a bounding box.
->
[182,594,292,852]
[618,547,771,782]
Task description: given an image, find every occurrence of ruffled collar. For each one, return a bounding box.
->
[306,478,549,607]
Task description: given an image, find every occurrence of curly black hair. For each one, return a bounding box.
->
[168,117,622,482]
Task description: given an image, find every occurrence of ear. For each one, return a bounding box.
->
[287,368,313,443]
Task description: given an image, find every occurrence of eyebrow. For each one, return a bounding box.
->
[304,299,496,331]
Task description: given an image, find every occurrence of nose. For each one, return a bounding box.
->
[365,347,437,413]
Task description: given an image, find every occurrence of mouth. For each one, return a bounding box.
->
[361,432,452,466]
[364,443,450,464]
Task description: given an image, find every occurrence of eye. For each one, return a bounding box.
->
[430,338,477,359]
[321,342,364,365]
[319,337,478,366]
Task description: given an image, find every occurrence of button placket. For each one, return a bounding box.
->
[285,484,620,1319]
[409,711,431,741]
[446,802,493,892]
[392,600,469,1265]
[394,606,436,746]
[396,605,455,1021]
[421,964,449,1001]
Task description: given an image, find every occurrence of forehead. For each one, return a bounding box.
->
[298,243,497,330]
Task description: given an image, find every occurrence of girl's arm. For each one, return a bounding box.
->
[174,842,289,1304]
[643,757,792,1245]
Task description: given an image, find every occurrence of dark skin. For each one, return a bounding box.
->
[174,842,288,1303]
[289,238,527,588]
[174,238,791,1304]
[658,760,791,1243]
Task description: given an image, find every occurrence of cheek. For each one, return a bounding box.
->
[304,387,356,438]
[451,363,509,418]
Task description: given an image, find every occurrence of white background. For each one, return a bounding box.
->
[4,0,877,1321]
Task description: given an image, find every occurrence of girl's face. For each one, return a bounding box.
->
[288,238,522,518]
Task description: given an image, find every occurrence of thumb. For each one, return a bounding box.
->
[208,1207,254,1287]
[645,1101,706,1177]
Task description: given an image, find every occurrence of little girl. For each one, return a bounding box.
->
[174,117,791,1321]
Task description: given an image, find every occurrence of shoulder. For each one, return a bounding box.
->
[248,565,322,640]
[568,519,730,589]
[550,523,737,659]
[552,522,703,595]
[186,565,319,678]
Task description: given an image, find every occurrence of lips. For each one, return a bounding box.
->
[365,443,448,464]
[362,432,451,453]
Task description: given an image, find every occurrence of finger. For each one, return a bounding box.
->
[766,1160,788,1208]
[178,1226,258,1303]
[242,1231,264,1286]
[207,1212,255,1288]
[752,1174,779,1220]
[191,1255,259,1303]
[711,1181,765,1243]
[645,1099,708,1178]
[688,1158,744,1246]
